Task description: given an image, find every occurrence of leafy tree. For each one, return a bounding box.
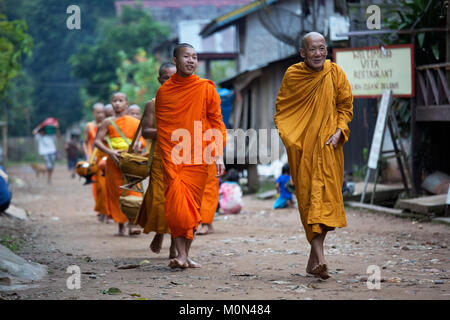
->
[70,5,170,117]
[1,0,116,134]
[111,49,160,108]
[0,14,32,97]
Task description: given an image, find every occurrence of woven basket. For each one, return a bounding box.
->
[75,161,98,177]
[119,195,142,222]
[119,152,149,179]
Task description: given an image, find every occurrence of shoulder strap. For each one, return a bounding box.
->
[128,113,145,153]
[105,135,113,149]
[108,118,130,146]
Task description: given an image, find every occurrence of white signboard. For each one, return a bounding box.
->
[367,90,392,170]
[334,45,414,97]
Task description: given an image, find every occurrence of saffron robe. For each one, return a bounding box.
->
[199,163,220,224]
[86,122,108,216]
[274,60,353,243]
[104,115,143,224]
[155,73,226,239]
[135,143,170,234]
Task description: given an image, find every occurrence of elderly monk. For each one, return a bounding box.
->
[82,103,108,222]
[94,92,145,236]
[155,43,227,269]
[135,62,177,259]
[274,32,353,280]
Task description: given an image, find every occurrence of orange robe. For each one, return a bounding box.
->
[135,143,170,234]
[155,73,226,239]
[274,60,353,243]
[86,121,108,216]
[199,163,219,224]
[105,115,143,224]
[86,122,99,202]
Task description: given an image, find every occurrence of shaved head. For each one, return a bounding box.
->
[299,31,328,72]
[301,32,326,50]
[104,104,114,117]
[173,43,194,58]
[159,62,176,76]
[92,102,104,111]
[127,104,141,119]
[112,92,127,100]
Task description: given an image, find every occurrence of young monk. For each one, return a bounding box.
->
[104,104,115,118]
[155,44,227,269]
[135,62,177,258]
[274,32,353,279]
[82,103,108,222]
[94,92,145,236]
[127,104,141,119]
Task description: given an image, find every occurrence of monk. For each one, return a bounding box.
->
[104,104,115,118]
[82,103,108,222]
[155,44,226,269]
[94,92,145,236]
[274,32,353,280]
[135,62,177,258]
[128,104,141,119]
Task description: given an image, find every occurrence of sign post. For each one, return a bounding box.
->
[359,89,412,204]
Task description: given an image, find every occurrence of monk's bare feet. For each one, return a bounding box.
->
[169,245,177,259]
[311,263,330,280]
[98,214,106,223]
[187,257,201,268]
[128,225,141,236]
[196,224,214,235]
[168,258,188,269]
[306,257,317,275]
[114,223,126,237]
[149,233,163,254]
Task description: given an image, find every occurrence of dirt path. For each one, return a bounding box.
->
[1,164,449,300]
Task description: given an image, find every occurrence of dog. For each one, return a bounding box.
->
[31,163,47,177]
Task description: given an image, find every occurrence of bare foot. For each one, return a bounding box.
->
[149,234,163,254]
[168,258,188,269]
[169,245,177,259]
[196,224,214,235]
[306,256,317,275]
[311,263,330,280]
[114,224,126,236]
[187,257,201,268]
[128,225,142,236]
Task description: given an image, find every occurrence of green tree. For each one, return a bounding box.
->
[384,0,447,65]
[1,0,117,134]
[70,5,170,117]
[0,14,33,97]
[111,49,160,108]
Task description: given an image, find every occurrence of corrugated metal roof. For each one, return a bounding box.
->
[200,0,279,37]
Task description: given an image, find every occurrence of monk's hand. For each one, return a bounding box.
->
[215,156,225,177]
[326,129,342,149]
[108,149,121,165]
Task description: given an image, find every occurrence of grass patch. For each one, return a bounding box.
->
[0,235,25,253]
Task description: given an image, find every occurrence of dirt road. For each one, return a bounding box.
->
[1,164,449,300]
